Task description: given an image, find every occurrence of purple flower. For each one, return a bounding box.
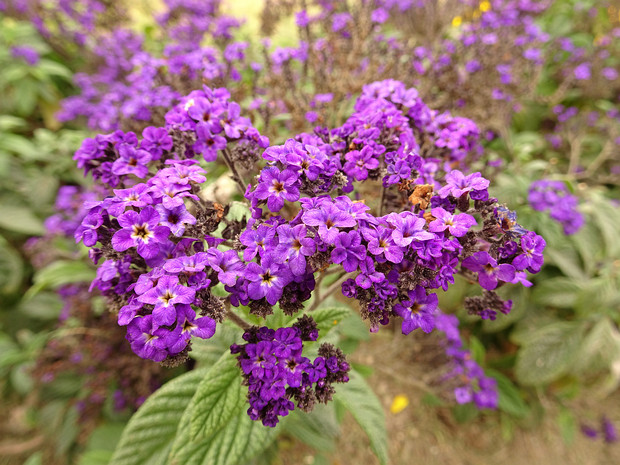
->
[240,225,277,261]
[512,232,545,272]
[428,207,477,237]
[344,146,379,181]
[393,286,438,335]
[138,275,196,326]
[386,212,434,247]
[362,225,403,263]
[126,315,170,362]
[111,145,152,178]
[245,257,293,305]
[74,212,103,246]
[462,251,516,290]
[253,167,300,212]
[302,201,356,244]
[111,206,170,259]
[206,249,244,286]
[574,62,591,80]
[156,204,196,237]
[331,231,367,272]
[141,126,173,159]
[437,170,489,198]
[275,224,315,275]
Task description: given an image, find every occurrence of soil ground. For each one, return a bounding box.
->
[278,331,620,465]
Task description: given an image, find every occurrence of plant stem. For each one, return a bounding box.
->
[221,147,248,197]
[309,272,354,311]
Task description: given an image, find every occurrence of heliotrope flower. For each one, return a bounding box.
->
[386,212,435,247]
[111,206,170,259]
[138,275,196,326]
[245,257,292,305]
[428,207,477,237]
[462,251,515,290]
[253,167,300,212]
[302,201,356,244]
[393,286,438,334]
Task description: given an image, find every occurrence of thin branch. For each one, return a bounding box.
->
[221,147,249,197]
[309,272,354,311]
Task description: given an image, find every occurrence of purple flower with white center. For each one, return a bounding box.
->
[512,232,545,272]
[275,224,315,275]
[393,286,438,335]
[245,257,292,305]
[331,230,367,272]
[170,305,216,353]
[428,207,477,237]
[240,225,277,261]
[111,206,170,259]
[156,204,196,237]
[126,315,170,362]
[253,167,300,212]
[386,212,434,247]
[362,226,403,263]
[108,184,152,216]
[437,170,490,198]
[138,275,196,326]
[462,251,516,290]
[206,249,244,286]
[344,146,379,181]
[111,144,152,178]
[302,201,356,244]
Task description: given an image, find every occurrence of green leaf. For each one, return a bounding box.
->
[26,260,95,298]
[531,277,582,309]
[190,353,245,441]
[557,408,576,444]
[487,370,529,418]
[310,306,352,335]
[515,322,586,386]
[170,401,280,465]
[334,370,389,465]
[0,237,23,294]
[110,369,207,465]
[282,404,340,453]
[0,204,44,235]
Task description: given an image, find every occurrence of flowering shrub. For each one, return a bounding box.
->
[2,0,620,463]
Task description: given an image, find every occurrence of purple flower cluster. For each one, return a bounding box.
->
[69,80,546,423]
[528,180,584,235]
[435,312,498,409]
[231,318,349,427]
[57,0,249,131]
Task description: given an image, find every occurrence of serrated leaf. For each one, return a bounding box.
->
[531,277,582,308]
[190,352,245,441]
[110,369,207,465]
[170,400,279,465]
[334,370,389,465]
[311,306,352,335]
[515,322,586,386]
[282,404,340,453]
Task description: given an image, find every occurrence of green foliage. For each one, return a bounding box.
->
[334,370,389,465]
[190,353,246,441]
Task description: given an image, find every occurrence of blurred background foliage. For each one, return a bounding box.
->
[1,0,619,464]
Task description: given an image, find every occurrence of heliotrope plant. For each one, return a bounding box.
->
[73,79,545,427]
